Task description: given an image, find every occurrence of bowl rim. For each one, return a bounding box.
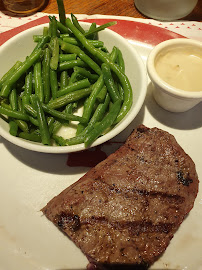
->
[0,22,147,154]
[147,38,202,99]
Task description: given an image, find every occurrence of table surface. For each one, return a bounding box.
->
[0,0,202,21]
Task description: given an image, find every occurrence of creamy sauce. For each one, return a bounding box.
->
[155,46,202,92]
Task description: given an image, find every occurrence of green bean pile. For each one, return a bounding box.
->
[0,6,133,147]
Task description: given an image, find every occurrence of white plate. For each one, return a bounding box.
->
[0,16,202,270]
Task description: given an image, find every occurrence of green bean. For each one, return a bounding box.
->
[63,37,104,48]
[96,85,107,103]
[73,66,99,82]
[0,49,42,98]
[67,93,110,145]
[71,13,85,34]
[82,75,104,122]
[65,18,133,123]
[57,78,91,97]
[47,116,55,134]
[0,102,11,110]
[84,21,117,38]
[34,61,44,103]
[60,33,70,38]
[50,16,58,38]
[24,103,37,118]
[60,70,69,89]
[50,37,59,70]
[56,0,66,26]
[101,63,120,102]
[85,99,121,147]
[19,132,41,142]
[48,87,92,109]
[9,120,18,136]
[28,116,39,127]
[52,134,67,146]
[117,47,125,72]
[52,120,62,134]
[42,48,51,103]
[34,96,51,145]
[17,96,23,112]
[43,27,49,37]
[42,103,87,123]
[31,36,50,55]
[0,61,22,89]
[110,46,118,62]
[0,106,29,121]
[59,53,77,62]
[68,70,79,85]
[24,71,33,96]
[86,22,97,40]
[60,41,102,75]
[9,89,18,111]
[57,21,70,34]
[15,119,29,133]
[50,69,58,99]
[21,95,30,110]
[64,103,73,125]
[58,59,86,71]
[76,96,89,135]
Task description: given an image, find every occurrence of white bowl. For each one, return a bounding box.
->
[147,38,202,113]
[0,22,147,153]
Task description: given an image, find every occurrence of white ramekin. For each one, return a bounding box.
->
[147,38,202,113]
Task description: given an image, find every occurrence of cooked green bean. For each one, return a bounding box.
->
[24,103,37,118]
[71,13,85,34]
[50,69,58,99]
[0,48,42,98]
[60,70,69,88]
[9,89,18,111]
[0,106,29,121]
[15,119,29,133]
[63,37,104,48]
[50,37,59,70]
[56,0,66,26]
[48,87,92,109]
[96,85,107,103]
[34,61,44,103]
[56,78,91,97]
[85,99,121,147]
[102,63,120,102]
[9,120,18,136]
[34,96,51,145]
[42,103,87,123]
[19,132,41,142]
[57,21,70,34]
[0,61,22,90]
[28,116,39,127]
[82,75,104,122]
[73,66,99,82]
[58,59,86,71]
[67,93,110,145]
[84,21,117,37]
[42,48,51,103]
[31,36,50,55]
[59,53,77,62]
[52,134,67,146]
[24,71,33,96]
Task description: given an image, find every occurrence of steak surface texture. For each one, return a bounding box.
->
[42,125,199,267]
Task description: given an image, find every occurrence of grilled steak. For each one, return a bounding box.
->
[42,125,199,268]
